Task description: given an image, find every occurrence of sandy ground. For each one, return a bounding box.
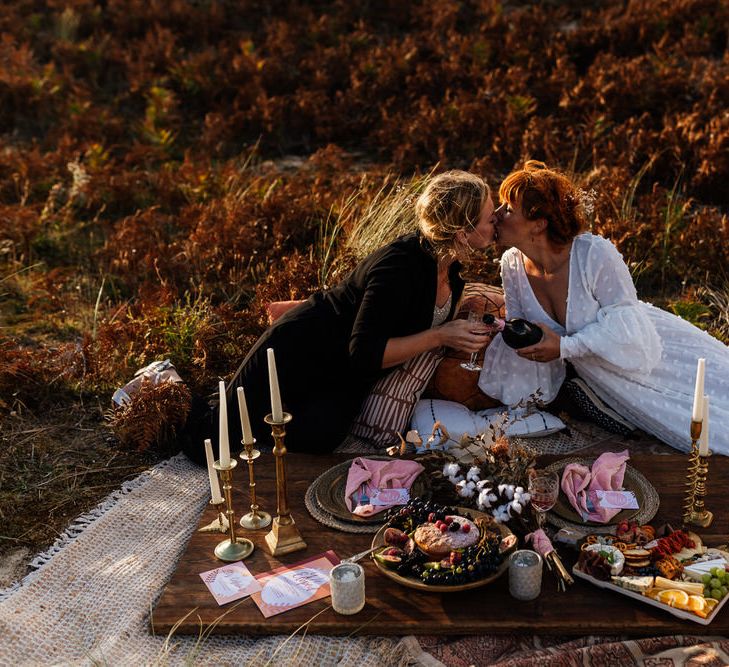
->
[0,547,31,589]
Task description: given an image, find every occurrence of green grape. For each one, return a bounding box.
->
[719,570,728,582]
[703,574,713,585]
[710,577,722,589]
[710,567,719,577]
[711,587,723,599]
[721,586,728,597]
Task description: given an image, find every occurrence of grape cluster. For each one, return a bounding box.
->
[703,567,729,600]
[384,498,504,586]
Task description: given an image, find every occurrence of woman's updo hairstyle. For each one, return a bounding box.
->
[499,160,585,246]
[416,170,489,256]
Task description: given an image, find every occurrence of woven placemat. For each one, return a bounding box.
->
[543,456,660,534]
[305,472,383,534]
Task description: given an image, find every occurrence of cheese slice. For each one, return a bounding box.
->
[611,575,655,593]
[683,558,728,581]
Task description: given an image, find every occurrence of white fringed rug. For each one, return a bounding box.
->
[0,455,414,667]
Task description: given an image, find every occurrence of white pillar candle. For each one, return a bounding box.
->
[218,380,230,466]
[237,386,254,445]
[267,347,283,422]
[692,358,705,422]
[204,438,224,504]
[699,395,710,457]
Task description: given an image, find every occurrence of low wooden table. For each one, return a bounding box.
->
[152,453,729,636]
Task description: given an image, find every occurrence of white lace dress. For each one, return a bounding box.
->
[478,232,729,454]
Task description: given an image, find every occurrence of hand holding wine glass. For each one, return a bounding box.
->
[460,309,486,372]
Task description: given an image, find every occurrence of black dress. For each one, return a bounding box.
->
[184,232,464,463]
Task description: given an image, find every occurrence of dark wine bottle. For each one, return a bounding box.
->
[482,314,543,349]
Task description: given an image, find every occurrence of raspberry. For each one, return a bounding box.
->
[439,523,448,533]
[444,516,454,525]
[428,513,436,523]
[461,523,471,533]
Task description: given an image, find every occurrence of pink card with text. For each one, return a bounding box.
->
[199,561,262,606]
[251,550,340,618]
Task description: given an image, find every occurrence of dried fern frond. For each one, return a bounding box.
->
[105,379,191,452]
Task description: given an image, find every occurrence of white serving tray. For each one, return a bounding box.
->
[573,566,729,625]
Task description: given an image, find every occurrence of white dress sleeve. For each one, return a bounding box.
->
[478,252,565,405]
[560,236,662,373]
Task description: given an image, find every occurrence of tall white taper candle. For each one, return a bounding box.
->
[699,395,710,457]
[204,438,224,503]
[237,386,254,445]
[692,358,705,422]
[267,347,284,422]
[218,380,230,466]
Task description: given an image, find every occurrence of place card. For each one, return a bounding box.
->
[199,561,262,606]
[370,487,410,506]
[594,490,639,510]
[251,550,340,618]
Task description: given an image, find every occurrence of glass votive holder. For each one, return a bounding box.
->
[509,549,543,601]
[330,562,365,615]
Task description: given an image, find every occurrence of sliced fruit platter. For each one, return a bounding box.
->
[370,498,518,592]
[573,522,729,624]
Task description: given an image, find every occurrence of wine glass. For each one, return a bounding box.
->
[460,310,484,372]
[528,470,559,527]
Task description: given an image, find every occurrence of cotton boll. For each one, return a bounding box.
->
[476,480,491,490]
[443,463,461,478]
[448,474,464,485]
[466,466,480,482]
[505,485,515,500]
[519,492,531,505]
[478,489,494,509]
[515,486,524,496]
[456,480,475,498]
[497,483,507,496]
[510,500,523,514]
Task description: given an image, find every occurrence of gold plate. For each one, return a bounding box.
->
[313,457,430,525]
[369,507,514,593]
[546,459,644,527]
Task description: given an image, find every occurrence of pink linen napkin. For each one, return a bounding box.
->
[561,450,630,523]
[587,450,630,523]
[344,457,424,517]
[561,463,591,521]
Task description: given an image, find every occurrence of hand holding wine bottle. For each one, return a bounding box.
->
[482,314,562,362]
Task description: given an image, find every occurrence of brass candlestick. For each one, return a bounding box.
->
[263,412,307,556]
[212,458,254,561]
[239,438,272,530]
[687,451,714,528]
[682,420,702,526]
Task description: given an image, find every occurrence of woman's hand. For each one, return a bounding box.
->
[437,318,493,354]
[516,322,561,362]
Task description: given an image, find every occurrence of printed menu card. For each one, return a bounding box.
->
[251,550,340,618]
[199,561,262,606]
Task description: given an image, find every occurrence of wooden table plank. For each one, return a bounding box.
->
[151,453,729,636]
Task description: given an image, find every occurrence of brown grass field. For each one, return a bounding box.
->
[1,0,728,583]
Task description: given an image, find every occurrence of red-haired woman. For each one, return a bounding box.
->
[479,161,729,454]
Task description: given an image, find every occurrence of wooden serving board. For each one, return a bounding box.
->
[151,453,729,636]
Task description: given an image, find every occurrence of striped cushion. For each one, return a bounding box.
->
[348,349,443,446]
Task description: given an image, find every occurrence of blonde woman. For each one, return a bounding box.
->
[193,171,499,459]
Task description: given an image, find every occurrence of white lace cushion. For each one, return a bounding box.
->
[411,399,565,444]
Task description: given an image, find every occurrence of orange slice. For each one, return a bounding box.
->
[656,589,690,608]
[704,598,719,613]
[687,595,706,613]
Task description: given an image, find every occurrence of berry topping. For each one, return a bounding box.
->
[461,523,471,533]
[439,523,448,533]
[444,516,454,525]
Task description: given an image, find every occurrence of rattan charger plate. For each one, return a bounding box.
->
[544,456,660,533]
[313,456,430,525]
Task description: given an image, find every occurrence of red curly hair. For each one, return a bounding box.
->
[499,161,585,246]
